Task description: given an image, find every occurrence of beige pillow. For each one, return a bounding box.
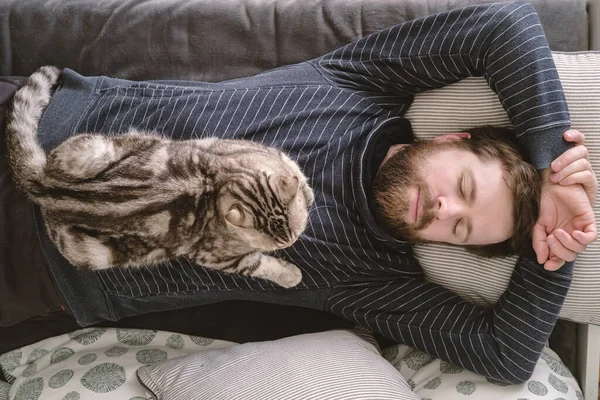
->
[404,52,600,325]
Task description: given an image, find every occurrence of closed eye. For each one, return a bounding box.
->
[455,170,474,242]
[453,218,470,242]
[453,218,461,235]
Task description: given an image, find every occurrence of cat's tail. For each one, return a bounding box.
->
[6,66,62,192]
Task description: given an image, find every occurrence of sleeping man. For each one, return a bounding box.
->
[2,0,597,384]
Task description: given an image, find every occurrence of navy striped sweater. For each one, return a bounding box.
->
[37,0,572,383]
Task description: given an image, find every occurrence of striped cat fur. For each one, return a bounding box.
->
[6,66,313,288]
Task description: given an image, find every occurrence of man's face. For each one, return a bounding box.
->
[378,140,514,246]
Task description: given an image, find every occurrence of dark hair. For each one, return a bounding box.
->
[453,126,540,257]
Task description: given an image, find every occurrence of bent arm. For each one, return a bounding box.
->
[326,257,573,383]
[312,0,571,169]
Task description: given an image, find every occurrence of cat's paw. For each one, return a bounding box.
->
[56,233,114,270]
[302,183,314,206]
[272,260,303,288]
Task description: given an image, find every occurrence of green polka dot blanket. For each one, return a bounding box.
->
[383,345,583,400]
[0,328,234,400]
[0,328,584,400]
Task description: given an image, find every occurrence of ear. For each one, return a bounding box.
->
[432,132,471,143]
[225,204,247,227]
[274,175,299,202]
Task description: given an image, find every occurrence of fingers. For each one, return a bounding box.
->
[549,143,597,207]
[544,225,598,271]
[544,255,566,271]
[532,222,549,264]
[551,229,586,253]
[555,170,595,187]
[550,158,593,184]
[550,145,589,174]
[563,129,585,146]
[573,224,599,245]
[547,234,577,262]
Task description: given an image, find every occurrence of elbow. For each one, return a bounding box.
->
[484,1,546,60]
[495,0,538,26]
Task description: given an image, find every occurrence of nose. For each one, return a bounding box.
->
[435,196,464,221]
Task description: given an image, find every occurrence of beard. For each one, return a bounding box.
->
[372,140,447,242]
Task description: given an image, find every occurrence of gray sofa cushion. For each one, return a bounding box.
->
[0,0,588,81]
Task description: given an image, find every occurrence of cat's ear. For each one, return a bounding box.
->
[273,175,299,203]
[226,204,252,227]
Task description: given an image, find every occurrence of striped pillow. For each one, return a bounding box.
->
[405,52,600,325]
[137,329,419,400]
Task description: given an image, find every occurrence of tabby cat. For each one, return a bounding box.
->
[6,66,314,288]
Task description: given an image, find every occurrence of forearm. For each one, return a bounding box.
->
[314,0,571,167]
[327,259,573,383]
[486,257,573,379]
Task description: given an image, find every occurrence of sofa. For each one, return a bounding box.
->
[0,0,599,399]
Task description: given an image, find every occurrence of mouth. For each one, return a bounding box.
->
[411,187,420,223]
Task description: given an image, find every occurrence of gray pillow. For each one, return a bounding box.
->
[137,329,418,400]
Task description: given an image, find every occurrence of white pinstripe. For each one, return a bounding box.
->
[222,88,249,135]
[196,90,225,137]
[61,1,573,383]
[211,90,238,135]
[180,91,202,136]
[142,88,165,130]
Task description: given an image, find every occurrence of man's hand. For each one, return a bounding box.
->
[532,130,598,271]
[549,130,597,206]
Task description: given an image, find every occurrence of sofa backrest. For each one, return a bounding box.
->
[0,0,589,80]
